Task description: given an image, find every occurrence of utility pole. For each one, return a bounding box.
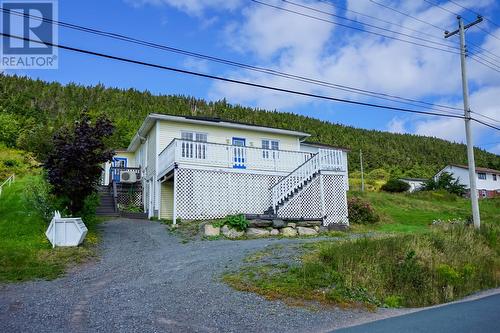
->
[445,15,483,229]
[360,149,364,192]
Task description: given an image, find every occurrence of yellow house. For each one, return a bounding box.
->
[104,113,349,226]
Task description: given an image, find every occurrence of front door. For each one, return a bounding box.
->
[112,157,127,182]
[232,137,246,169]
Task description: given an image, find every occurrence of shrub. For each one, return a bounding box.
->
[347,197,379,224]
[23,176,60,222]
[423,172,467,196]
[223,214,249,231]
[381,179,410,193]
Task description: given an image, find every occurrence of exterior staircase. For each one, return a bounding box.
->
[96,185,119,216]
[270,149,344,214]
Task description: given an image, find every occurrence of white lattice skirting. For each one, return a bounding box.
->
[174,168,348,225]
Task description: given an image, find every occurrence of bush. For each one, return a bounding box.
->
[381,179,410,193]
[223,214,249,231]
[347,197,379,224]
[23,176,60,222]
[423,172,467,196]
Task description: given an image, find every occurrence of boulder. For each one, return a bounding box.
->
[246,228,270,237]
[326,223,349,231]
[204,224,220,237]
[248,219,272,228]
[297,226,317,236]
[280,227,297,237]
[270,228,280,236]
[296,220,322,228]
[272,219,285,228]
[286,222,296,228]
[314,226,320,232]
[221,225,244,239]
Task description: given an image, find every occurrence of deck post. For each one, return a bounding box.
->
[319,172,326,226]
[172,167,178,225]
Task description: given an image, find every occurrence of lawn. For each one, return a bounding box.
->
[349,190,500,234]
[224,191,500,308]
[0,176,102,282]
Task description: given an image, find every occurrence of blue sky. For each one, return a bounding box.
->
[5,0,500,154]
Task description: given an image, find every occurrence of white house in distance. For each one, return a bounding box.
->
[399,178,427,193]
[104,113,350,226]
[435,164,500,198]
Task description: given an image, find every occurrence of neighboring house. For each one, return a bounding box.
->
[104,113,350,226]
[434,164,500,198]
[399,178,427,193]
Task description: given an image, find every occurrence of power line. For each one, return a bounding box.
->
[424,0,500,42]
[448,0,500,30]
[0,32,470,122]
[470,110,500,125]
[280,0,459,51]
[251,0,461,54]
[366,0,500,71]
[0,7,464,114]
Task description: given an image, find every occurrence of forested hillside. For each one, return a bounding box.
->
[0,74,498,177]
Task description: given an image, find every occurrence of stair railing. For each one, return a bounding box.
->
[271,149,346,212]
[112,181,118,213]
[0,174,15,197]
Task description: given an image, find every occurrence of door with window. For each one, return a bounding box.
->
[232,137,246,169]
[112,157,127,182]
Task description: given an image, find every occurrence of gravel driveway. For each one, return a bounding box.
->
[0,219,403,333]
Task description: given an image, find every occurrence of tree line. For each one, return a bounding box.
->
[0,74,498,178]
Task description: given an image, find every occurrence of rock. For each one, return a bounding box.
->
[270,229,279,236]
[204,224,220,237]
[319,226,328,233]
[221,225,244,239]
[296,220,322,228]
[280,227,297,237]
[287,222,296,228]
[248,219,272,228]
[297,226,317,236]
[326,223,349,231]
[245,228,270,237]
[314,226,320,232]
[272,219,285,228]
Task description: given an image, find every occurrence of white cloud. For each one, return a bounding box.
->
[182,57,210,73]
[125,0,241,16]
[387,118,407,134]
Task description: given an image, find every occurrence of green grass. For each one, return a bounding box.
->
[0,176,102,282]
[224,191,500,308]
[225,224,500,308]
[349,190,500,234]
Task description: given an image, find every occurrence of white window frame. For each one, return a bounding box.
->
[180,131,208,159]
[478,172,487,180]
[261,139,280,159]
[493,174,497,181]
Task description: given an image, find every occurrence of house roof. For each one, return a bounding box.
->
[440,164,500,175]
[127,113,310,151]
[301,141,351,152]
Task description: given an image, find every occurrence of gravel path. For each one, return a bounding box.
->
[0,219,404,333]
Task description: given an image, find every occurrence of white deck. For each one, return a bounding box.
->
[157,139,347,178]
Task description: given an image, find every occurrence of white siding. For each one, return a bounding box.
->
[160,181,174,219]
[157,120,301,154]
[436,165,500,191]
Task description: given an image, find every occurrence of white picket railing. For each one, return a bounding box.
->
[158,139,313,177]
[0,174,15,197]
[271,149,345,212]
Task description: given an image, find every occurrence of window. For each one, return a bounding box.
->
[493,174,497,181]
[262,139,279,159]
[180,131,207,159]
[478,172,486,180]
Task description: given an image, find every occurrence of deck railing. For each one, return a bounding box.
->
[108,166,142,184]
[158,139,317,177]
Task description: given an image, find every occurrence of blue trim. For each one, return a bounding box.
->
[232,137,246,169]
[112,157,128,182]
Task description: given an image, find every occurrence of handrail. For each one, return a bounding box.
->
[271,153,318,188]
[112,181,118,213]
[271,149,346,212]
[0,174,15,197]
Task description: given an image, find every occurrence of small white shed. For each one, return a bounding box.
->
[45,212,88,247]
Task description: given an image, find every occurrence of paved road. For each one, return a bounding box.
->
[335,293,500,333]
[0,219,399,333]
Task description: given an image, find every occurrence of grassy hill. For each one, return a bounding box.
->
[1,74,498,177]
